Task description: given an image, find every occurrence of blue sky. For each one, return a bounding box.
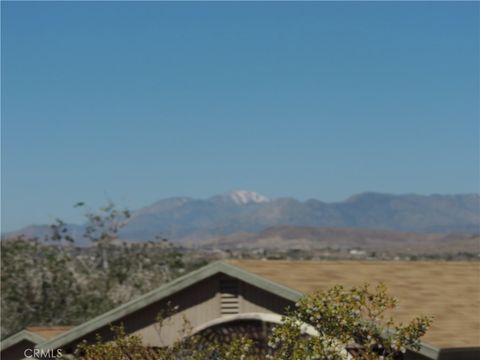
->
[2,1,479,231]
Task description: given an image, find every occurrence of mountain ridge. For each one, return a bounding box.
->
[3,191,479,245]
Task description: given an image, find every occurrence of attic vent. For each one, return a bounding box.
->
[220,279,240,315]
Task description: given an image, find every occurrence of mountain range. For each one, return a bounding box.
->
[4,191,479,246]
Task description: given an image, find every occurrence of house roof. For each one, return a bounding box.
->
[229,260,480,349]
[0,330,46,352]
[5,260,477,359]
[37,261,302,352]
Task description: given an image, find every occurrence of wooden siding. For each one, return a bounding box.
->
[57,272,294,351]
[134,274,294,347]
[241,281,293,314]
[133,274,221,346]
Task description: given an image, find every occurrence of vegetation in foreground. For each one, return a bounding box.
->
[0,201,443,342]
[1,203,208,338]
[76,283,431,359]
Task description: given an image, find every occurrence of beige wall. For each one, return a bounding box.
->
[60,273,294,351]
[134,274,293,346]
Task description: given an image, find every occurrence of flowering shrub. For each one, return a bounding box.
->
[267,283,432,359]
[76,283,431,359]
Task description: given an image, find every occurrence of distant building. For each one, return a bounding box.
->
[1,261,479,360]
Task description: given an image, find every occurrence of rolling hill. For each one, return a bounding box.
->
[3,191,479,246]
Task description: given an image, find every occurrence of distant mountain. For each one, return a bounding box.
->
[2,223,86,244]
[210,190,271,205]
[3,191,480,245]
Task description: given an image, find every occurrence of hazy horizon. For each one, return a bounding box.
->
[3,190,479,233]
[2,2,479,231]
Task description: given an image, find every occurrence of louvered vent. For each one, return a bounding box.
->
[220,279,240,315]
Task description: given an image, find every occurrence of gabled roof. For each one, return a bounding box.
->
[1,330,46,352]
[4,261,446,359]
[37,261,302,351]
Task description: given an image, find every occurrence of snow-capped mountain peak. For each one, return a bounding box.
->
[222,190,271,205]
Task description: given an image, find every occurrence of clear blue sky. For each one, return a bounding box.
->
[2,1,479,232]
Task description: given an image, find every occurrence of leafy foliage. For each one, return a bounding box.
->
[1,203,204,338]
[2,202,432,360]
[267,283,432,359]
[74,284,431,360]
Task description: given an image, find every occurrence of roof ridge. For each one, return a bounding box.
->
[37,261,301,351]
[1,330,46,352]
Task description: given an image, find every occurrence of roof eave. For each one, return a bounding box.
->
[1,330,46,352]
[37,261,302,351]
[417,341,440,359]
[34,261,442,359]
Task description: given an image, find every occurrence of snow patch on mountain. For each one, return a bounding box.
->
[223,190,271,205]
